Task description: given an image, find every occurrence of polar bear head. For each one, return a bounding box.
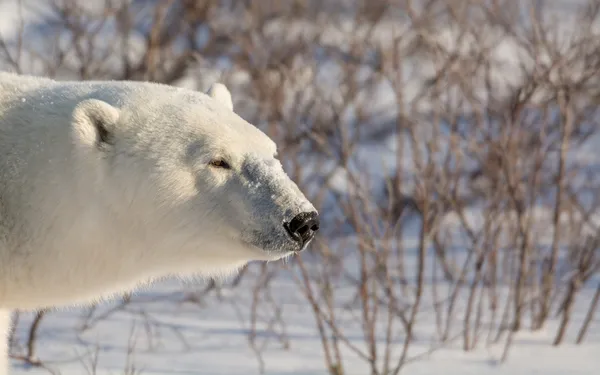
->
[68,81,320,273]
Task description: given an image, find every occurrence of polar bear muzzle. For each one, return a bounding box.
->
[284,211,320,250]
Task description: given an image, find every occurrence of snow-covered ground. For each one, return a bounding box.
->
[9,277,600,375]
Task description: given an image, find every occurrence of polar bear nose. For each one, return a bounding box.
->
[284,211,320,249]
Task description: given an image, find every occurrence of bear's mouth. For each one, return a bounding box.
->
[240,229,303,256]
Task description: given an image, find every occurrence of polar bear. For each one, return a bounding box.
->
[0,72,320,373]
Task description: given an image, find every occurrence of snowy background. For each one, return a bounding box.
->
[1,0,600,374]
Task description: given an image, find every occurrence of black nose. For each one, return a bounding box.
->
[284,211,320,249]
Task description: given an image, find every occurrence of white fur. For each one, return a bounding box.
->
[207,83,233,111]
[0,72,317,373]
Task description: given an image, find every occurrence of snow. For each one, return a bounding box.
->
[9,278,600,374]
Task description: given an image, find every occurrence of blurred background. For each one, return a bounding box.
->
[2,0,600,374]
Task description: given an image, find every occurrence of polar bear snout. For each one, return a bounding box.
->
[283,211,320,250]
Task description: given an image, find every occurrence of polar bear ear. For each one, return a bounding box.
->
[71,99,120,148]
[206,82,234,111]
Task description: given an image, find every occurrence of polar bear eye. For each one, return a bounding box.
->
[209,159,231,169]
